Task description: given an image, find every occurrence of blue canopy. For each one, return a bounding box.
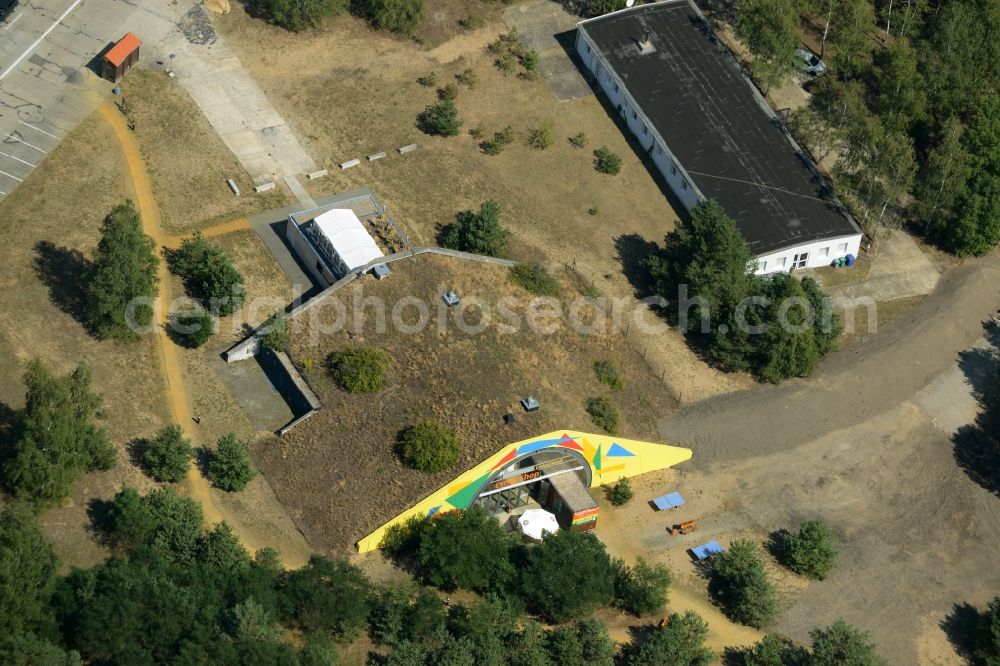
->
[691,540,725,560]
[652,492,685,510]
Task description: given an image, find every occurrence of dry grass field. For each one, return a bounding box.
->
[0,113,172,569]
[120,69,293,234]
[214,4,750,402]
[254,253,676,554]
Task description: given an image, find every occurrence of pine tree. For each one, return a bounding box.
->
[85,201,158,341]
[207,433,257,492]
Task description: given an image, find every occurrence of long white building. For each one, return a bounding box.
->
[576,0,862,274]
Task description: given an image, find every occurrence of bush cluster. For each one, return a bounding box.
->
[585,396,620,434]
[362,0,424,34]
[593,146,623,175]
[328,347,390,394]
[606,477,633,506]
[593,359,624,391]
[168,232,245,317]
[173,309,214,348]
[438,199,510,257]
[709,539,778,628]
[398,420,460,472]
[417,99,462,137]
[480,125,516,155]
[527,123,554,149]
[509,262,559,296]
[780,520,838,580]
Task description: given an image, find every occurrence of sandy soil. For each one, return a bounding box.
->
[255,253,677,554]
[213,4,749,404]
[658,257,1000,663]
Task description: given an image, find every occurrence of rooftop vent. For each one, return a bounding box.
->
[442,291,460,307]
[521,395,540,412]
[637,30,656,55]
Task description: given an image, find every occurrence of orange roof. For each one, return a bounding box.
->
[103,33,141,67]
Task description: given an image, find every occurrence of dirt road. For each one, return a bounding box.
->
[661,258,1000,466]
[99,103,309,568]
[658,256,1000,663]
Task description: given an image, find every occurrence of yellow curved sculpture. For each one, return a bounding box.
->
[356,430,692,552]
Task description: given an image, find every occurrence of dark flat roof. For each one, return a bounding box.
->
[579,1,859,255]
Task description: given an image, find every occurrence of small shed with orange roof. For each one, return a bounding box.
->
[101,33,141,83]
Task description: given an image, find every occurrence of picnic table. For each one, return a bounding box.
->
[652,492,685,511]
[691,540,724,560]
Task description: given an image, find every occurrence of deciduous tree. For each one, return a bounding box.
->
[438,199,510,257]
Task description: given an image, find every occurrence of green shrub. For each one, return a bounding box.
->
[625,611,714,666]
[593,359,624,391]
[782,520,837,580]
[569,131,589,148]
[142,424,194,483]
[278,555,370,641]
[398,420,460,472]
[328,347,390,394]
[458,14,483,30]
[168,232,245,316]
[418,99,462,137]
[527,123,554,149]
[606,477,633,505]
[173,309,214,348]
[469,122,486,140]
[709,539,778,628]
[456,67,477,87]
[510,262,559,296]
[588,206,599,216]
[260,311,290,353]
[439,200,510,256]
[586,397,620,434]
[613,557,671,616]
[263,0,348,31]
[437,82,459,101]
[480,126,515,155]
[416,71,438,87]
[207,432,257,492]
[593,146,622,175]
[362,0,424,34]
[521,50,539,71]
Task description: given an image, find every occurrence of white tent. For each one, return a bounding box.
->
[517,509,560,542]
[311,208,384,274]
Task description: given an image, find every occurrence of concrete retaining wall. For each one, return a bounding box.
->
[258,348,321,434]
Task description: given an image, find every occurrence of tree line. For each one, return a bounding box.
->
[260,0,426,35]
[734,0,1000,256]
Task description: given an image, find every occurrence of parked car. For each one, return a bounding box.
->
[795,49,827,76]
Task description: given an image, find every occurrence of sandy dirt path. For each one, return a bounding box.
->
[99,102,308,568]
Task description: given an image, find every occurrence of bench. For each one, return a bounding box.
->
[670,519,697,536]
[652,492,685,511]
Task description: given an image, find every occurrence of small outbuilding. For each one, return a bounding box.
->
[308,208,384,277]
[102,33,141,83]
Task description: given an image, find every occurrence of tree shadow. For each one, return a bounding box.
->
[126,438,148,470]
[0,402,19,490]
[765,529,791,564]
[953,330,1000,496]
[86,496,116,544]
[613,234,660,300]
[33,241,92,327]
[940,602,981,663]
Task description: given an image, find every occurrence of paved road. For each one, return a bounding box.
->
[0,0,182,200]
[660,257,1000,466]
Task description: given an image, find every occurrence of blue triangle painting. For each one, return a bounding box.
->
[606,443,635,458]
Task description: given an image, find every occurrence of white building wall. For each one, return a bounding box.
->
[285,218,337,287]
[575,27,862,275]
[754,234,862,274]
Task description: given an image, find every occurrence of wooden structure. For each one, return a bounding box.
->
[102,33,141,83]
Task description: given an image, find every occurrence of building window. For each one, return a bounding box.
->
[819,246,830,258]
[614,83,619,93]
[759,260,767,271]
[586,44,591,53]
[836,242,848,253]
[632,111,638,120]
[642,125,648,135]
[671,164,677,175]
[792,252,808,269]
[775,256,787,268]
[681,180,688,190]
